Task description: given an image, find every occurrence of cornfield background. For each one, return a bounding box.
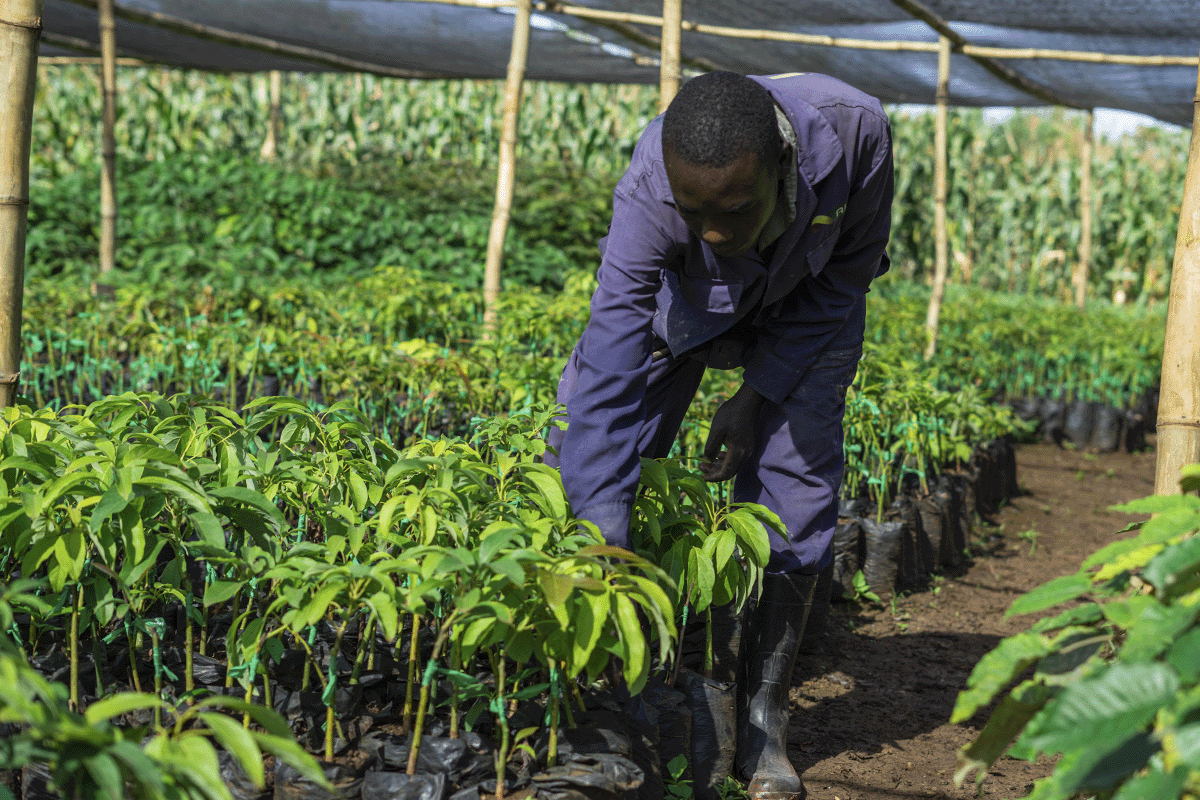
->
[30,65,1188,304]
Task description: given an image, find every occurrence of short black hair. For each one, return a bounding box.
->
[661,71,781,169]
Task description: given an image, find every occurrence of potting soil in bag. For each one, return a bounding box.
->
[860,517,902,599]
[21,762,58,800]
[831,516,863,598]
[889,496,925,586]
[361,731,492,786]
[1038,397,1066,445]
[1089,404,1124,453]
[1063,399,1096,451]
[631,680,690,784]
[1124,408,1147,453]
[532,753,644,800]
[678,668,735,800]
[360,771,446,800]
[914,494,947,571]
[274,759,366,800]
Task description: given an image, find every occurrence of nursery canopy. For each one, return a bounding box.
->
[40,0,1200,126]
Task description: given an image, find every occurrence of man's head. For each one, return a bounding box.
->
[662,72,790,257]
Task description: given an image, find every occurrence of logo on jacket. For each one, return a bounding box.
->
[812,204,846,227]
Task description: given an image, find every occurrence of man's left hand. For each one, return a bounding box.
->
[701,383,765,482]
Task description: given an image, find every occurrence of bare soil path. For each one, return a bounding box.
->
[788,439,1159,800]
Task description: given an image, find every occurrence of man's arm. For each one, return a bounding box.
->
[559,159,679,548]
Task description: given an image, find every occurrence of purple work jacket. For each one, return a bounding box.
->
[558,72,894,542]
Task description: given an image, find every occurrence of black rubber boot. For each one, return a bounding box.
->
[736,572,819,800]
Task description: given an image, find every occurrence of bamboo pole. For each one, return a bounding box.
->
[658,0,682,113]
[97,0,116,276]
[39,55,141,65]
[1154,54,1200,496]
[1072,110,1094,309]
[260,69,282,160]
[0,0,43,409]
[923,35,951,361]
[481,0,531,332]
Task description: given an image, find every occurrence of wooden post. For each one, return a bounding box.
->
[1073,109,1094,309]
[260,69,282,160]
[0,0,43,409]
[98,0,116,276]
[481,0,531,331]
[659,0,682,113]
[1154,54,1200,495]
[923,35,951,361]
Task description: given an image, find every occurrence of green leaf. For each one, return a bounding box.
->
[195,696,292,739]
[479,526,517,564]
[1142,535,1200,597]
[1180,463,1200,494]
[203,579,244,607]
[249,730,332,791]
[613,594,647,695]
[84,693,164,725]
[1006,573,1093,617]
[952,631,1057,723]
[1109,765,1188,800]
[1167,627,1200,683]
[200,712,266,789]
[1117,602,1198,663]
[189,511,226,549]
[1077,732,1157,795]
[955,680,1053,787]
[106,740,163,793]
[82,752,125,800]
[1019,663,1180,755]
[638,458,670,500]
[521,464,568,520]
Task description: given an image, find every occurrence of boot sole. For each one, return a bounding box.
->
[748,789,807,800]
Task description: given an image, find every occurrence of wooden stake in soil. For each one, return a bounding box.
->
[923,35,951,361]
[0,0,44,410]
[1073,109,1094,309]
[1154,52,1200,495]
[659,0,682,113]
[260,69,282,160]
[98,0,117,276]
[482,0,531,332]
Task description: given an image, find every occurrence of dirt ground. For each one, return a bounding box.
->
[787,438,1159,800]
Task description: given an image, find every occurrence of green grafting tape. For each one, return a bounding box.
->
[246,653,261,683]
[322,656,337,706]
[422,658,438,687]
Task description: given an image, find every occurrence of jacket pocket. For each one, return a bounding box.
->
[681,277,743,314]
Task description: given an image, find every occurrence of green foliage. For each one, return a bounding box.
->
[952,464,1200,799]
[26,154,613,290]
[0,581,328,800]
[30,67,1187,304]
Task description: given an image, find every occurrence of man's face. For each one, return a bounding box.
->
[664,145,782,258]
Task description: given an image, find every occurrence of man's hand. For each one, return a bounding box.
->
[701,383,765,482]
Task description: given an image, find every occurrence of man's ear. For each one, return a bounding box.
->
[778,143,793,173]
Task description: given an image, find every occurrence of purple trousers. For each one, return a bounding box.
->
[547,337,861,575]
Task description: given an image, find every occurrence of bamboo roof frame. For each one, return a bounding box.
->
[58,0,446,78]
[407,0,1199,68]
